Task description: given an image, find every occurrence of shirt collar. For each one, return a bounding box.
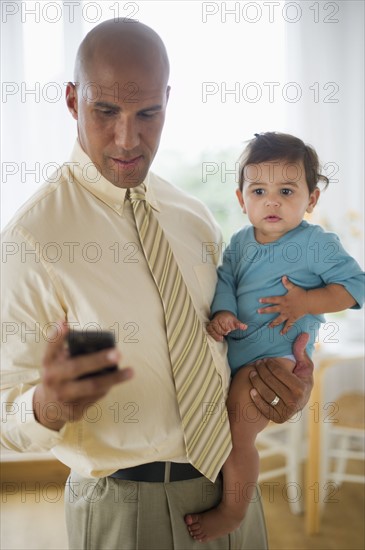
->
[68,140,160,214]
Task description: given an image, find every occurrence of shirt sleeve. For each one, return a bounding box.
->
[1,225,67,452]
[307,226,365,309]
[211,234,239,317]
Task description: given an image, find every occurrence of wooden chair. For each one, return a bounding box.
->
[306,352,365,534]
[257,415,306,514]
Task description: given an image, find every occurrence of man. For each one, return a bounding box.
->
[1,19,313,549]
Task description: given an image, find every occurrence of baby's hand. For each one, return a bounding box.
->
[258,276,308,334]
[207,311,247,342]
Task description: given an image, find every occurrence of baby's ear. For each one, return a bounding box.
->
[236,188,246,212]
[306,187,320,213]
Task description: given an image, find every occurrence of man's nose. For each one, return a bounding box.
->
[114,117,140,150]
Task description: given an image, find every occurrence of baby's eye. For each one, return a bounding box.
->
[253,188,264,195]
[281,188,293,195]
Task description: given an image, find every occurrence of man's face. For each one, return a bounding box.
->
[67,60,170,188]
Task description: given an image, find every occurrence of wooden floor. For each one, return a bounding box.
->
[1,460,364,550]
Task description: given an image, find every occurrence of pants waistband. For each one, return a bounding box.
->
[109,461,203,483]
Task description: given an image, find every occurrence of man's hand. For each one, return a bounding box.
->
[207,311,247,342]
[258,276,308,334]
[33,321,134,431]
[248,333,314,423]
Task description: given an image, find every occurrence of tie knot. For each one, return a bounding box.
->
[127,184,146,202]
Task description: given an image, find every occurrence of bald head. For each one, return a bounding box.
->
[74,19,170,87]
[66,19,171,188]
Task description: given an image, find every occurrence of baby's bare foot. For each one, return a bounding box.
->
[185,504,244,543]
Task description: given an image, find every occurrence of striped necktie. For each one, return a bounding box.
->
[128,183,232,481]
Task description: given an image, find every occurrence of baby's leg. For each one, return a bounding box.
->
[185,357,294,543]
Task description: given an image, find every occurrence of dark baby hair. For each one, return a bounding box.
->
[238,132,329,193]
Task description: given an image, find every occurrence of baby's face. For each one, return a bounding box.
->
[236,160,320,244]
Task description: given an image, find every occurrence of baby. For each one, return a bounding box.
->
[185,132,365,542]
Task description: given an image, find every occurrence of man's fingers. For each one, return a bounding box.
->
[43,320,69,364]
[292,333,313,379]
[65,349,120,380]
[249,360,298,399]
[293,332,309,360]
[43,348,121,386]
[249,386,286,423]
[251,360,298,389]
[118,367,134,383]
[56,366,133,401]
[249,365,288,401]
[46,367,134,422]
[249,368,300,423]
[248,340,314,424]
[38,365,134,425]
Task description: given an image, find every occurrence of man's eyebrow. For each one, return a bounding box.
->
[93,101,163,113]
[94,101,120,110]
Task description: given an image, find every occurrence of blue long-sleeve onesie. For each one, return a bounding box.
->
[211,221,365,374]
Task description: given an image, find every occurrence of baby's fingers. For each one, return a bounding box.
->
[268,313,288,329]
[231,319,248,332]
[280,319,295,335]
[206,322,224,341]
[259,296,282,305]
[258,305,281,315]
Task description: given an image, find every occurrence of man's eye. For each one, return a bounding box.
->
[99,109,116,116]
[281,188,293,195]
[139,111,157,118]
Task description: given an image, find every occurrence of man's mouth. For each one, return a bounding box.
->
[110,156,143,169]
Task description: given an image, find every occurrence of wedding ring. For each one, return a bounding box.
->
[270,395,280,406]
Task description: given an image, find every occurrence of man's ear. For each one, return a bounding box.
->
[66,82,78,120]
[306,187,320,213]
[166,85,171,104]
[236,188,247,213]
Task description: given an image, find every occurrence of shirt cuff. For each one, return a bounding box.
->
[8,387,65,452]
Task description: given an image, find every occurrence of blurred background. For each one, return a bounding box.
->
[2,1,364,262]
[1,1,364,549]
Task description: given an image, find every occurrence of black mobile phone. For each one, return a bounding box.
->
[66,330,118,379]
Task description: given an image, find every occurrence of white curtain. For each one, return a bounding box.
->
[2,0,364,272]
[1,1,83,226]
[283,0,364,266]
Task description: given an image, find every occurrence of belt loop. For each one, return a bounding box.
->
[164,462,171,482]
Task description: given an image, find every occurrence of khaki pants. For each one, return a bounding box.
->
[65,471,268,550]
